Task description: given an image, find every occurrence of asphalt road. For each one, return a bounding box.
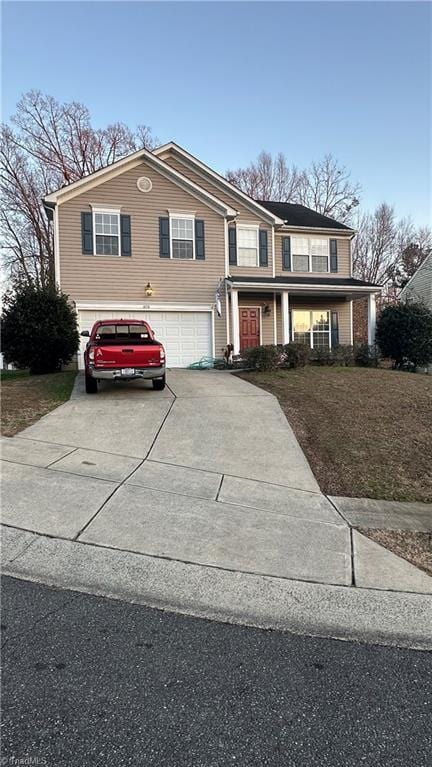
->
[2,576,431,767]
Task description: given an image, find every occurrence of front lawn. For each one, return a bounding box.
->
[1,370,77,437]
[239,367,432,503]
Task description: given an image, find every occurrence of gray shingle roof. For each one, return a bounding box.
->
[256,201,353,231]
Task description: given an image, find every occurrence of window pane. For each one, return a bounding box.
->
[292,237,309,255]
[238,248,258,267]
[171,218,193,240]
[311,255,328,272]
[95,324,151,344]
[310,239,328,256]
[312,311,329,331]
[95,235,119,255]
[97,325,116,336]
[292,255,309,272]
[94,212,120,243]
[238,228,258,248]
[292,311,311,334]
[294,332,311,347]
[313,332,329,349]
[172,239,193,259]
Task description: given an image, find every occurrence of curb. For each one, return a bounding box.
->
[2,525,432,651]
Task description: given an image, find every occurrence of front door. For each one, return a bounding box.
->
[239,307,260,350]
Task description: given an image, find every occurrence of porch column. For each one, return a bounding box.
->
[231,288,240,355]
[368,293,376,346]
[281,290,290,344]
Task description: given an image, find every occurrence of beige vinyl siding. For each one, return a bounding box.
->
[161,153,269,223]
[58,160,229,353]
[274,232,351,278]
[162,153,274,277]
[276,297,352,345]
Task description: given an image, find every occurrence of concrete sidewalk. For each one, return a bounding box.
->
[2,370,432,648]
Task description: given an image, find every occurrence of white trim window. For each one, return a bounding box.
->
[292,310,331,349]
[237,225,259,267]
[93,210,121,256]
[292,237,329,273]
[170,215,195,260]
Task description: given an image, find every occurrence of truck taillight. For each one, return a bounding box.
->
[160,347,165,362]
[89,348,95,362]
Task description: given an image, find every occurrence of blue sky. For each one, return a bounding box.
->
[2,1,431,225]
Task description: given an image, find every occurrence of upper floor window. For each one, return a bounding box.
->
[93,211,120,256]
[237,225,259,267]
[292,237,329,273]
[94,211,120,256]
[171,216,194,260]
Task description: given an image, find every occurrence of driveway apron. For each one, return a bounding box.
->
[2,370,352,587]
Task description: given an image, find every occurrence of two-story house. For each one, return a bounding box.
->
[43,142,380,368]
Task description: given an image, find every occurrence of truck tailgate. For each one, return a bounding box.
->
[94,344,162,368]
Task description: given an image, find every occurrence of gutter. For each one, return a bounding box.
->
[42,199,55,220]
[226,279,381,294]
[275,224,356,235]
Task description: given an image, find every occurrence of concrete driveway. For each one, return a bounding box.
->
[2,370,431,596]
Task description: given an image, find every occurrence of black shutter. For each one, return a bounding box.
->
[120,215,131,257]
[282,236,291,270]
[195,219,205,260]
[259,229,268,267]
[331,311,339,347]
[330,239,338,272]
[228,227,237,266]
[81,212,93,255]
[159,217,170,258]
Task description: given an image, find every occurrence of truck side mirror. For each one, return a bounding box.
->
[80,330,90,337]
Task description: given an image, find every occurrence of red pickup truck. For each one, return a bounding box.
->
[81,319,166,394]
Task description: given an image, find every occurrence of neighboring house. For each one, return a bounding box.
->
[43,142,381,369]
[400,251,432,309]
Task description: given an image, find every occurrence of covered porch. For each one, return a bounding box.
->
[226,276,380,355]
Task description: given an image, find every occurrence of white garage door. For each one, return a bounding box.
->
[78,310,212,369]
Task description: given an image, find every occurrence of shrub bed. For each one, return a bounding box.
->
[242,342,379,371]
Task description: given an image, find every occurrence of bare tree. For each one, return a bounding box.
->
[226,150,360,221]
[352,204,399,285]
[0,126,53,286]
[226,151,301,202]
[398,227,432,285]
[297,154,361,222]
[1,91,157,286]
[351,203,431,290]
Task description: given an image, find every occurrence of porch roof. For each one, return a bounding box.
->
[226,274,381,298]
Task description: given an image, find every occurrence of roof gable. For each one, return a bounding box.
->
[153,142,284,225]
[43,146,237,217]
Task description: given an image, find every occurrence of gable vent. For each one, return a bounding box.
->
[137,176,152,193]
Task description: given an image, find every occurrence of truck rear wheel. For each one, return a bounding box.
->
[152,375,166,391]
[85,374,98,394]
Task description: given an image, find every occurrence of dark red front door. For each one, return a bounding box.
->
[239,308,260,350]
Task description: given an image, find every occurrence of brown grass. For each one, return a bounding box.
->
[239,367,432,503]
[1,371,76,436]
